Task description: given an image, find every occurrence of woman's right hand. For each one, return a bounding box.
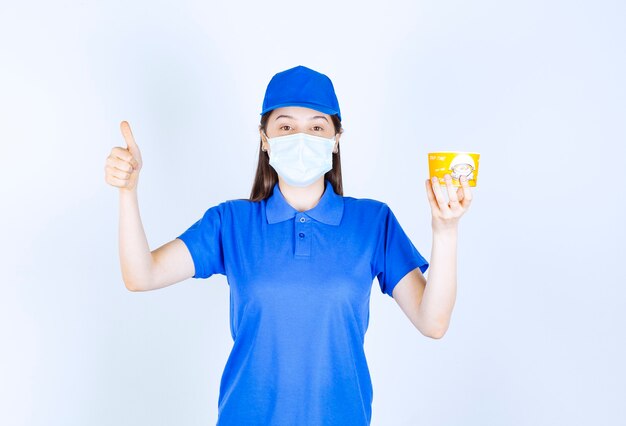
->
[105,121,143,191]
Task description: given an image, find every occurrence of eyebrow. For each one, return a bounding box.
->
[274,114,329,123]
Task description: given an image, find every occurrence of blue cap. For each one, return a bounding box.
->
[260,65,341,121]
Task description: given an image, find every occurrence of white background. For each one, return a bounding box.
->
[1,0,625,425]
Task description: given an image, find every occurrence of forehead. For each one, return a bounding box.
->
[269,106,331,121]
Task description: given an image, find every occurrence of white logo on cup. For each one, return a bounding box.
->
[449,154,475,181]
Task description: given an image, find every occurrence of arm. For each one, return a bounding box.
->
[118,188,154,291]
[392,228,457,339]
[392,174,472,339]
[119,190,195,292]
[110,121,195,291]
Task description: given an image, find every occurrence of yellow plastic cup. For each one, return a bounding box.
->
[428,151,480,187]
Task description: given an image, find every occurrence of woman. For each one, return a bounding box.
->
[104,65,472,425]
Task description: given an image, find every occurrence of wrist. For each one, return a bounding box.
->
[432,225,458,239]
[120,187,138,198]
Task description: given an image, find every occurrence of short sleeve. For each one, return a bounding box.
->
[176,204,226,279]
[373,204,429,298]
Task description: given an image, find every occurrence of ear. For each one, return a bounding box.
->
[259,127,269,151]
[333,132,341,153]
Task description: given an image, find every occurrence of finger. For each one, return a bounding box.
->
[456,186,465,202]
[459,175,473,208]
[120,121,136,147]
[444,174,461,207]
[430,176,449,211]
[105,174,130,188]
[120,121,141,160]
[106,165,132,181]
[110,148,138,170]
[107,156,135,174]
[111,146,139,168]
[425,179,439,211]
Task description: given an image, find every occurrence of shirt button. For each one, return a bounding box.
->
[299,217,306,223]
[299,232,305,238]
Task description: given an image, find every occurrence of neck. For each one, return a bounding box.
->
[278,177,326,212]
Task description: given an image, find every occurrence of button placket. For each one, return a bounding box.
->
[294,214,311,257]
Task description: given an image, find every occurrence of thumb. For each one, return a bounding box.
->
[120,120,141,160]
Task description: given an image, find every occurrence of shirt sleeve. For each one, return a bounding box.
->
[373,204,429,298]
[176,203,226,279]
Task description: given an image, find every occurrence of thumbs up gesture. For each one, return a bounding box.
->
[104,121,143,191]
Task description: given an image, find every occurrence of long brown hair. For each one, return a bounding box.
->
[248,112,344,201]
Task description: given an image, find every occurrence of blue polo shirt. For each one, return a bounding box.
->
[176,179,429,425]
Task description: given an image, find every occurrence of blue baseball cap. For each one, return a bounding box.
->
[260,65,342,121]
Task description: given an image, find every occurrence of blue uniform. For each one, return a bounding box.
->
[176,179,429,425]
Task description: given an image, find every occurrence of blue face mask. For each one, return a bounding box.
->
[263,131,336,187]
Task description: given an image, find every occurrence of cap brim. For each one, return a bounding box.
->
[260,101,340,119]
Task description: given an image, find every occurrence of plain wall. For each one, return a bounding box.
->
[1,0,624,425]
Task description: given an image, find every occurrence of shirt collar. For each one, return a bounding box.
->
[266,179,344,226]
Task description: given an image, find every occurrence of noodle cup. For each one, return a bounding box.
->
[428,152,480,187]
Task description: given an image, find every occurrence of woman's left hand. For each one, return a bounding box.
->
[425,174,473,232]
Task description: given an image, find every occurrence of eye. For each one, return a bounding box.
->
[280,125,292,131]
[313,126,324,131]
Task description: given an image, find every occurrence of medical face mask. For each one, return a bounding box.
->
[263,132,336,187]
